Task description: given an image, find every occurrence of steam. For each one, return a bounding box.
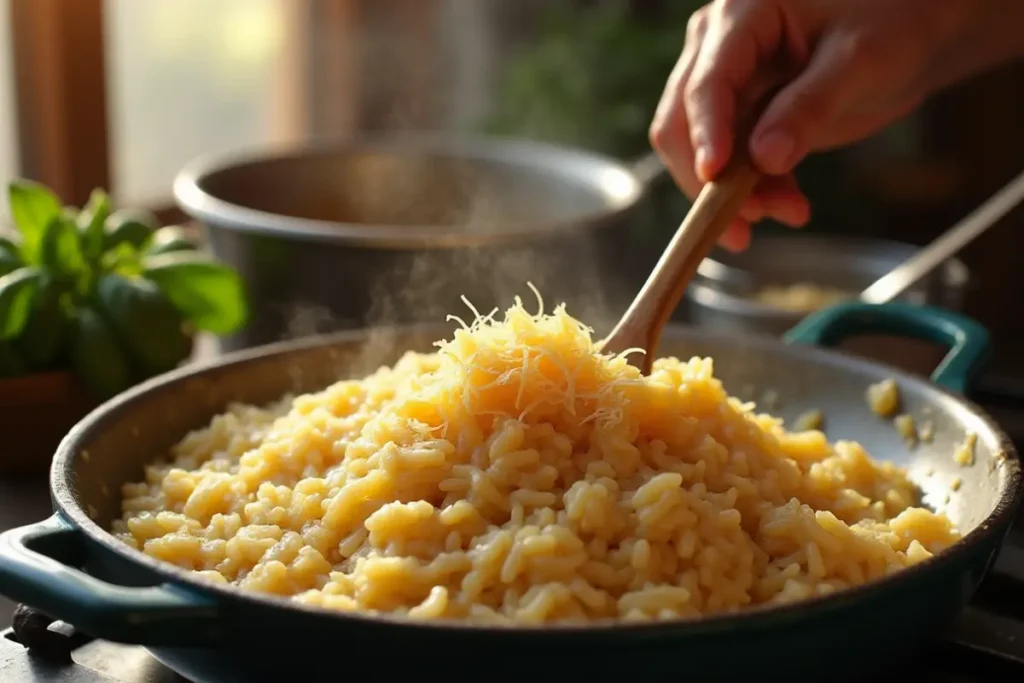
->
[272,207,630,381]
[264,0,640,375]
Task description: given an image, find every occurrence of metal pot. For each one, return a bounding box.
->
[174,136,665,352]
[685,235,972,377]
[0,302,1018,681]
[686,235,970,337]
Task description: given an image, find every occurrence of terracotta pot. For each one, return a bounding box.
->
[0,372,97,476]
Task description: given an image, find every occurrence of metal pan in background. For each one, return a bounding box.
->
[0,302,1018,681]
[174,137,666,352]
[686,235,971,337]
[685,234,972,378]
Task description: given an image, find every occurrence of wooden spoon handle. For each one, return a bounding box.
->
[602,86,780,371]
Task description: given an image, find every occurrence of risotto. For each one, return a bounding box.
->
[113,295,958,624]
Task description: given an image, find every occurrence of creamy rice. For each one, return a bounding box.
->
[113,297,958,624]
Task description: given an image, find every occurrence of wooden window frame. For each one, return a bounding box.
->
[8,0,369,226]
[11,0,110,210]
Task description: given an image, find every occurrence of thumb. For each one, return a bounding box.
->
[749,34,862,175]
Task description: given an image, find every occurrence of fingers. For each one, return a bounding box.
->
[721,174,808,251]
[684,0,786,182]
[737,175,810,226]
[652,1,812,253]
[650,8,709,201]
[719,221,752,252]
[651,4,786,222]
[750,30,865,174]
[754,175,810,227]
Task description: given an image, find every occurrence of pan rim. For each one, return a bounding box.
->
[49,324,1022,640]
[172,133,644,250]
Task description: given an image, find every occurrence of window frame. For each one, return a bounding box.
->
[11,0,110,209]
[8,0,367,224]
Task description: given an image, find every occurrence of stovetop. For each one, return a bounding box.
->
[1,533,1023,682]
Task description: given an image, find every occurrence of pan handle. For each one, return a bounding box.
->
[783,302,991,394]
[0,514,221,645]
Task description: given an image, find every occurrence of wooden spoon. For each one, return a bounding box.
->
[602,90,777,373]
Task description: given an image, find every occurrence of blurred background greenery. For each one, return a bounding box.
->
[482,0,878,252]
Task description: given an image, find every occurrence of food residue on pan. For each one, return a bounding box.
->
[866,379,900,418]
[919,420,935,443]
[111,293,961,625]
[894,414,918,446]
[792,409,824,432]
[754,284,853,313]
[988,450,1008,473]
[738,385,781,411]
[864,380,938,448]
[954,432,978,467]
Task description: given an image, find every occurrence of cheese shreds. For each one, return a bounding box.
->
[422,293,644,434]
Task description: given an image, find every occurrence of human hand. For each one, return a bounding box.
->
[649,0,981,251]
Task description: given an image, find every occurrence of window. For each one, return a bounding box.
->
[105,0,306,206]
[9,0,368,215]
[7,0,509,215]
[0,4,18,222]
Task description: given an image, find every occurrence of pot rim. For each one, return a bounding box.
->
[173,133,644,250]
[687,236,971,322]
[696,234,971,286]
[696,235,966,290]
[50,324,1022,638]
[687,279,808,324]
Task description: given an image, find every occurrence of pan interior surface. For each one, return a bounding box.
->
[56,325,1015,615]
[654,332,1011,535]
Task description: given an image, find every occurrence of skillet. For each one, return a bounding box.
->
[0,302,1018,681]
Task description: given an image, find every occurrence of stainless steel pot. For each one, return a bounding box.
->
[686,235,970,337]
[0,302,1018,682]
[174,136,665,352]
[684,235,972,377]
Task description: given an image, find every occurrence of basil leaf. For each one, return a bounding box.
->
[77,188,111,262]
[15,277,67,370]
[0,266,44,340]
[0,236,21,278]
[8,181,62,263]
[40,215,87,280]
[144,225,197,257]
[0,234,21,255]
[104,209,156,253]
[141,252,248,335]
[101,241,144,278]
[70,305,134,399]
[94,273,191,376]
